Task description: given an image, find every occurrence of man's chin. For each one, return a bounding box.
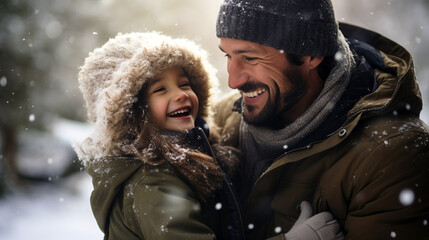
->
[243,109,267,126]
[243,105,282,128]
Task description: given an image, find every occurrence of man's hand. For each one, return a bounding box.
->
[284,201,344,240]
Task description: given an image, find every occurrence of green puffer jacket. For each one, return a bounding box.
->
[213,23,429,239]
[85,127,245,240]
[87,156,217,240]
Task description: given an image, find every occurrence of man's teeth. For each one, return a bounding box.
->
[168,109,189,117]
[242,89,266,98]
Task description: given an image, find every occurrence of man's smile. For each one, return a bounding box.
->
[242,88,266,98]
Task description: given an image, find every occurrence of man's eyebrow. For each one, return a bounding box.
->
[218,45,259,55]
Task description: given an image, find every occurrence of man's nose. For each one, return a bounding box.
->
[227,58,247,89]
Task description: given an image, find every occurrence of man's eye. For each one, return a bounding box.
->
[224,53,231,58]
[244,56,259,63]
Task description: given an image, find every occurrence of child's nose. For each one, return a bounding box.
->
[174,89,189,101]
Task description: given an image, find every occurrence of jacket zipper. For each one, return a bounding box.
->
[197,127,246,240]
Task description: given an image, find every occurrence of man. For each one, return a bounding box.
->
[214,0,429,239]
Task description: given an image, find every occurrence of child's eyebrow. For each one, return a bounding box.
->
[149,77,161,85]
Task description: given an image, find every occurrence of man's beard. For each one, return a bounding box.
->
[242,68,307,129]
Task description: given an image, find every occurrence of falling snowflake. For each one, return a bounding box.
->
[399,188,415,206]
[334,51,343,61]
[45,21,63,39]
[29,114,36,122]
[405,104,411,111]
[415,37,422,44]
[160,224,168,232]
[0,76,7,87]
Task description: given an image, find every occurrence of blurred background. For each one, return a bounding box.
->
[0,0,428,239]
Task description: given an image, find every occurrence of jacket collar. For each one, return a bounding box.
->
[340,22,422,120]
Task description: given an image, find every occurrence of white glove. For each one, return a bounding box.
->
[284,201,344,240]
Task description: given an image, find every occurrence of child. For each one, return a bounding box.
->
[75,32,243,240]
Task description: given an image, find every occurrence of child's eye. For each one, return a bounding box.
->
[179,82,191,88]
[152,87,165,93]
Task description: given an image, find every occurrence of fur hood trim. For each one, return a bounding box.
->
[75,32,219,162]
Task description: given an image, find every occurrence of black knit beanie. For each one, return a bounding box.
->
[216,0,339,56]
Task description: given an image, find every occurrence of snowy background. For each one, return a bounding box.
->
[0,120,102,239]
[0,0,428,240]
[0,172,102,239]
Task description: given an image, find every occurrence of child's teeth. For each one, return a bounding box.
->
[170,109,188,116]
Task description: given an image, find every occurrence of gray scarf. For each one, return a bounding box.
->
[239,32,355,185]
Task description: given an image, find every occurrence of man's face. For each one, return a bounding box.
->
[219,38,309,127]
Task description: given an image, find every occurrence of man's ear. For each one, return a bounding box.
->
[308,56,324,70]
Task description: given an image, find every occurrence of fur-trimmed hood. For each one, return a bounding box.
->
[75,32,219,162]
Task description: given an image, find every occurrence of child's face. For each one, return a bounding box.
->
[147,66,199,132]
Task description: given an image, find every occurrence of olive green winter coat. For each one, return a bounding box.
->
[87,157,217,240]
[214,23,429,240]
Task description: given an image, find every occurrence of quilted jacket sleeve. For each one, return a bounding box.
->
[343,119,429,239]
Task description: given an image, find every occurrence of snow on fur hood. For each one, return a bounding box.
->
[75,32,219,163]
